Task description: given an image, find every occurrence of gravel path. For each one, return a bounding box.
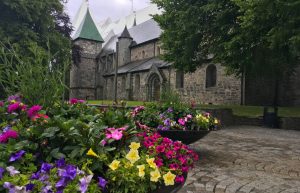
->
[178,126,300,193]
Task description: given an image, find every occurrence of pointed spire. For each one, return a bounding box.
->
[73,9,104,42]
[118,26,132,39]
[133,11,137,27]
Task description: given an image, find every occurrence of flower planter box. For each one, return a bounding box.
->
[158,130,210,145]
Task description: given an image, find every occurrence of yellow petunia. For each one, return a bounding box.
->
[163,171,176,186]
[214,118,219,124]
[137,165,145,177]
[109,160,120,171]
[150,169,161,182]
[146,158,157,169]
[129,142,141,150]
[87,148,98,158]
[125,149,140,164]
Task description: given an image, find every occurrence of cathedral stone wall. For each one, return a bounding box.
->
[70,40,102,100]
[170,64,241,105]
[131,42,155,61]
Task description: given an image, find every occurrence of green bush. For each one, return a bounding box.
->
[0,42,69,108]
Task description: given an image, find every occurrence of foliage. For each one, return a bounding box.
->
[0,0,72,66]
[153,0,300,74]
[0,0,72,98]
[0,43,69,108]
[0,96,201,192]
[132,104,220,131]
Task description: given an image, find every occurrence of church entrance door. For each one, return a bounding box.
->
[148,74,161,101]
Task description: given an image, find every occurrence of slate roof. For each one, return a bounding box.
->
[104,57,171,76]
[73,9,104,42]
[101,19,162,53]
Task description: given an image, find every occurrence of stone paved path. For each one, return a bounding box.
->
[178,126,300,193]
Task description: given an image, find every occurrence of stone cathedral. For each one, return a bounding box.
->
[70,2,300,106]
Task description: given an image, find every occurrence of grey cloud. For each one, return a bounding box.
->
[65,0,151,23]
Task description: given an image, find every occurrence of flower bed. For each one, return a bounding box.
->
[0,96,218,193]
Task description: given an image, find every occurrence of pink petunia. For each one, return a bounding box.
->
[0,101,4,107]
[175,176,185,183]
[156,145,165,153]
[7,103,21,113]
[178,118,186,126]
[111,130,123,140]
[27,105,42,118]
[0,130,19,143]
[69,98,85,105]
[154,157,163,168]
[165,150,174,159]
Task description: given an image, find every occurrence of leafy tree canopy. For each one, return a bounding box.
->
[152,0,300,78]
[0,0,72,65]
[0,0,72,98]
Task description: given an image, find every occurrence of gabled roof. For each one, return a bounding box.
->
[101,19,162,53]
[118,26,132,39]
[104,57,171,76]
[73,9,104,42]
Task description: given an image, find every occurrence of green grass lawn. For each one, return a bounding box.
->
[88,100,300,118]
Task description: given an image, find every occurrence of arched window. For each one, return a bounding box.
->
[156,46,161,56]
[176,70,184,88]
[206,64,217,88]
[135,74,140,93]
[148,74,161,101]
[122,76,126,92]
[142,51,145,58]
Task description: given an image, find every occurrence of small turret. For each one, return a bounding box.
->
[117,26,133,67]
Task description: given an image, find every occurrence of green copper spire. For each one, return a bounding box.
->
[74,9,104,42]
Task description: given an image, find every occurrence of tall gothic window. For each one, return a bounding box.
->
[142,51,145,58]
[122,76,126,92]
[206,64,217,88]
[176,70,184,88]
[135,74,140,93]
[156,46,161,56]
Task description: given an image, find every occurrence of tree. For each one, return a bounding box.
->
[0,0,72,98]
[152,0,300,106]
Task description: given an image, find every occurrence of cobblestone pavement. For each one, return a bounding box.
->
[178,126,300,193]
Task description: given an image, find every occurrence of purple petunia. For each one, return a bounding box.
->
[56,177,68,190]
[79,175,93,193]
[7,95,22,102]
[9,150,26,162]
[98,177,107,189]
[55,158,65,168]
[30,171,41,180]
[26,183,35,191]
[167,107,173,113]
[6,166,20,176]
[0,167,5,179]
[58,165,77,180]
[41,163,53,173]
[41,185,52,193]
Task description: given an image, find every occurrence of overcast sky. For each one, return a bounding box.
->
[65,0,151,23]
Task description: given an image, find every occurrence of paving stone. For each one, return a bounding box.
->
[215,179,235,193]
[205,179,218,192]
[178,126,300,193]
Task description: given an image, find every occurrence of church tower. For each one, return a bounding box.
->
[70,6,104,100]
[117,26,133,67]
